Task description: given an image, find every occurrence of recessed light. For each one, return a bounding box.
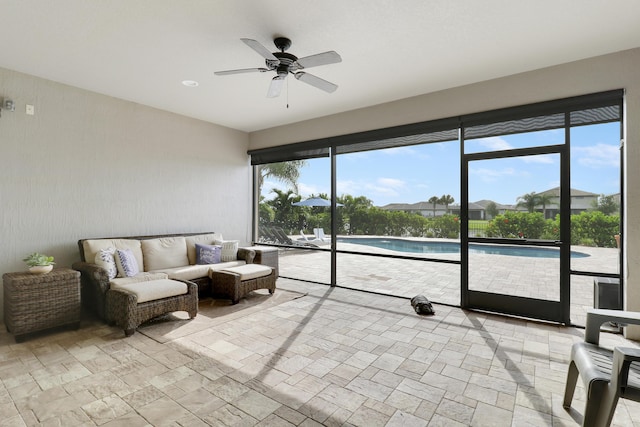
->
[182,80,199,87]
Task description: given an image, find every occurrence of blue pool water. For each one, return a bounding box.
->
[337,237,590,259]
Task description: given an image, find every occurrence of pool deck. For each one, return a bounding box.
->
[274,236,619,326]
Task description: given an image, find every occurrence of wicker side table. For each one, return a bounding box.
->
[3,268,81,342]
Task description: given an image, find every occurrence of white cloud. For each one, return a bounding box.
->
[574,144,620,168]
[475,137,512,151]
[337,177,407,199]
[298,182,327,198]
[521,154,556,164]
[377,177,405,188]
[469,167,517,183]
[382,146,424,157]
[337,180,359,196]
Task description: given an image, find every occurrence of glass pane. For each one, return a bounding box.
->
[257,157,331,284]
[570,122,621,275]
[468,153,561,238]
[336,253,460,306]
[279,248,331,284]
[464,128,564,154]
[468,248,560,300]
[333,139,461,299]
[335,140,461,263]
[467,153,561,300]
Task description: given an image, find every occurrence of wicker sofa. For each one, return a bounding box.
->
[72,232,255,321]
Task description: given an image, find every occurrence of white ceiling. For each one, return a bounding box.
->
[1,1,640,133]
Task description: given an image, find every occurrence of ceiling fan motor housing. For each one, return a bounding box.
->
[269,52,299,76]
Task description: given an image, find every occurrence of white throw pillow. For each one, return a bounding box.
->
[114,248,140,277]
[215,239,239,262]
[94,247,117,280]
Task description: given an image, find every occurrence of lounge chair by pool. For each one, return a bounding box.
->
[313,228,330,242]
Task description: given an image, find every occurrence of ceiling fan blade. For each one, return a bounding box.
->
[294,72,338,93]
[295,51,342,69]
[214,68,269,76]
[267,76,285,98]
[241,38,278,61]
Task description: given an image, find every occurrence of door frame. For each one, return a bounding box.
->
[461,143,571,324]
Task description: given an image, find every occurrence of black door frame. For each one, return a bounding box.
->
[461,142,571,324]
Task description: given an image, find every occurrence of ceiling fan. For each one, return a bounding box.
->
[214,37,342,98]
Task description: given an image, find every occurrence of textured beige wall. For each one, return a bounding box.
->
[250,48,640,337]
[0,68,251,319]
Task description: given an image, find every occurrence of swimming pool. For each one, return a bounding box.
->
[337,237,590,258]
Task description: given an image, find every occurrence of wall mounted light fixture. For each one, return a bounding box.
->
[0,97,16,118]
[4,99,15,112]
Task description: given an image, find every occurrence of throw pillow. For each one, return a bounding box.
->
[114,248,140,277]
[195,243,221,265]
[95,247,117,280]
[215,239,239,262]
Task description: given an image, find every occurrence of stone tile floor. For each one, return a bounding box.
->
[1,279,639,426]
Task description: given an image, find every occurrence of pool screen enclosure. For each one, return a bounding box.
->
[249,90,623,325]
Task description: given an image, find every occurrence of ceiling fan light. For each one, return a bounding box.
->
[267,76,285,98]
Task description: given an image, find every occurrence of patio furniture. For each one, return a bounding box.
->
[246,245,280,276]
[210,264,276,304]
[73,232,256,320]
[3,269,81,342]
[263,226,316,247]
[563,308,640,427]
[299,230,328,246]
[258,226,279,244]
[106,278,198,336]
[313,228,330,242]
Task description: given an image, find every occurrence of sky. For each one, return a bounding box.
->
[262,122,620,207]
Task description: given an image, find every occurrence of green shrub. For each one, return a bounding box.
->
[571,211,619,248]
[430,214,460,238]
[486,211,546,239]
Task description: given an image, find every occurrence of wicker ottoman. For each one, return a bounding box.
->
[210,264,276,304]
[106,279,198,337]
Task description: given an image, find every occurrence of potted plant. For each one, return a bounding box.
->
[23,252,55,274]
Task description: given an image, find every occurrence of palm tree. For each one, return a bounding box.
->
[257,160,306,195]
[428,196,439,217]
[267,189,302,232]
[516,192,539,213]
[536,193,555,218]
[438,194,455,214]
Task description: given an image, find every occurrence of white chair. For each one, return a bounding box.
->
[313,228,330,242]
[563,308,640,426]
[299,230,326,246]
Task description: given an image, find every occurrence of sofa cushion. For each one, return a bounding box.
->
[110,279,188,304]
[141,237,189,271]
[152,260,246,282]
[83,239,144,271]
[115,248,140,277]
[217,264,273,281]
[110,272,169,287]
[195,243,221,264]
[186,233,223,264]
[215,239,239,262]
